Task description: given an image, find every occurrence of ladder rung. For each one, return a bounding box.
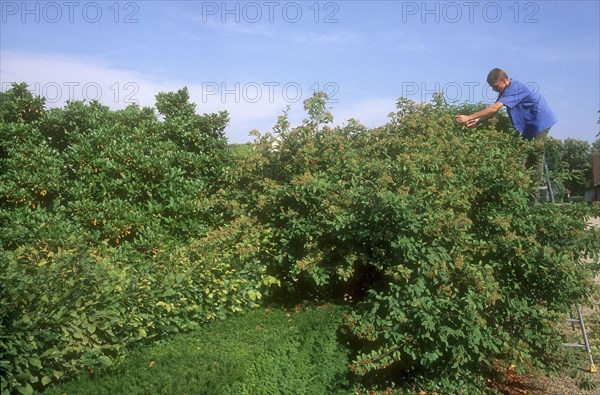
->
[567,318,581,323]
[564,343,587,348]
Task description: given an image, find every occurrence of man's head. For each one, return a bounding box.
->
[487,68,510,93]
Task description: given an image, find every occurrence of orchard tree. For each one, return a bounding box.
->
[0,82,45,124]
[562,138,592,195]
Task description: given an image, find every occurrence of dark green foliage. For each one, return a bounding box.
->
[0,83,45,124]
[543,137,596,199]
[0,85,275,394]
[1,86,230,251]
[562,138,593,196]
[44,305,352,395]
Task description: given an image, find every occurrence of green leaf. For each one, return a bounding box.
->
[97,355,112,366]
[247,290,261,301]
[161,288,177,297]
[16,383,33,395]
[29,358,42,369]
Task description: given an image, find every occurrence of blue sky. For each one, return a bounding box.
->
[1,0,599,143]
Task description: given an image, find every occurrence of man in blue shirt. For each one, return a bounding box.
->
[455,68,558,200]
[455,68,557,139]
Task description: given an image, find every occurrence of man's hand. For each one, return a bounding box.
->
[455,115,479,127]
[455,115,470,124]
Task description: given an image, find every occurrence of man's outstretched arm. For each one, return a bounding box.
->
[455,101,504,126]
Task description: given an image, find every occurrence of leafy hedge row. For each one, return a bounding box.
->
[0,84,277,394]
[1,84,230,251]
[2,84,599,394]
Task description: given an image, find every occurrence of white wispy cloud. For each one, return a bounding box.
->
[290,31,363,45]
[392,42,429,53]
[194,19,277,38]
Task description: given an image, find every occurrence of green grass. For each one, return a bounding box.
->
[44,305,354,395]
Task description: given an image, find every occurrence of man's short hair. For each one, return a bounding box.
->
[487,68,509,85]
